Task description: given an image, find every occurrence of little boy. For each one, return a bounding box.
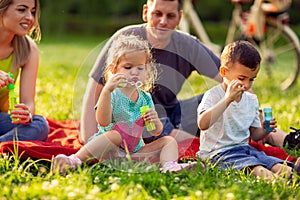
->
[196,40,299,181]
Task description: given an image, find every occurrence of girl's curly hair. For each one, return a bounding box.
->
[103,34,157,92]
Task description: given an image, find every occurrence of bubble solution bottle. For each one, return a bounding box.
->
[263,108,273,133]
[140,105,156,131]
[7,72,17,122]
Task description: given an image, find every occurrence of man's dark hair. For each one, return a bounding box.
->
[147,0,183,11]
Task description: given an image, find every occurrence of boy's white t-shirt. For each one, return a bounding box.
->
[197,84,261,159]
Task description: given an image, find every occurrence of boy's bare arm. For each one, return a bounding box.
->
[198,80,243,130]
[249,127,268,141]
[198,98,228,130]
[250,118,277,141]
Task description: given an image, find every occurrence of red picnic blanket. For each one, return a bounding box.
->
[0,118,82,160]
[0,118,296,163]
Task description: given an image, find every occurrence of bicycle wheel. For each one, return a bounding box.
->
[246,20,300,90]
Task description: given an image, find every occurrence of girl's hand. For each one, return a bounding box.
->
[0,70,14,89]
[225,80,245,103]
[11,103,32,125]
[142,109,163,135]
[104,73,127,92]
[142,108,159,124]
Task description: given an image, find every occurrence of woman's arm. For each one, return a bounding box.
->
[19,39,38,115]
[12,39,38,125]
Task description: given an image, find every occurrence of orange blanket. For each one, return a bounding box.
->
[0,118,296,163]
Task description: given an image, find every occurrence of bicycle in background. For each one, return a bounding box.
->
[181,0,300,90]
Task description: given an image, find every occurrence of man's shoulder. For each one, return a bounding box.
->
[172,29,198,42]
[170,30,205,52]
[115,24,145,35]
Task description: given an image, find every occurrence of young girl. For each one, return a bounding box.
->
[0,0,49,142]
[53,34,198,174]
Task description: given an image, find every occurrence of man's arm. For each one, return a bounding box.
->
[80,78,103,144]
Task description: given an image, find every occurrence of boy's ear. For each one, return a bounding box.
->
[220,66,226,77]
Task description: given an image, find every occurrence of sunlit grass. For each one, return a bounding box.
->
[0,157,299,199]
[36,34,107,120]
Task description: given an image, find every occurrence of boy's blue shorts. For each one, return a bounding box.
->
[211,145,293,171]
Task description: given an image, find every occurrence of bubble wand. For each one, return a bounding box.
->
[118,78,143,88]
[7,72,17,121]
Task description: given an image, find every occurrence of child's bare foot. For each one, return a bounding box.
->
[52,154,82,175]
[161,161,202,173]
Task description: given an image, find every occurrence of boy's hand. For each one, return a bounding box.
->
[263,118,277,133]
[225,80,245,103]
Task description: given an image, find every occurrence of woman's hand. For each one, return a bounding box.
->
[11,103,32,125]
[0,70,14,89]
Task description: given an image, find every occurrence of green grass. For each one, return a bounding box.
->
[0,155,299,199]
[36,34,108,120]
[1,27,300,199]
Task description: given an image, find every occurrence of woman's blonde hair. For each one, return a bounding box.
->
[103,34,157,92]
[0,0,41,70]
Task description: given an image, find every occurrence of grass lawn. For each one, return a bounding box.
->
[1,28,300,199]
